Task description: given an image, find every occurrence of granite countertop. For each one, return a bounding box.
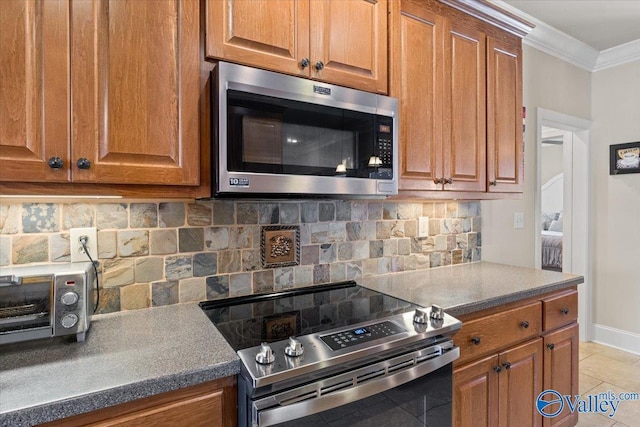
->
[0,303,240,427]
[360,261,583,317]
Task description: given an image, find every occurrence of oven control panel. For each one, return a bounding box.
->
[320,321,406,350]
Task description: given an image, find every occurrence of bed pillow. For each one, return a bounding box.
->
[548,219,563,232]
[542,212,559,230]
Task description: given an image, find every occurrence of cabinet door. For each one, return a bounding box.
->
[392,0,444,191]
[206,0,309,77]
[71,0,199,185]
[309,0,388,93]
[499,339,543,427]
[0,0,70,183]
[487,35,523,193]
[453,354,500,427]
[442,21,486,192]
[542,323,579,427]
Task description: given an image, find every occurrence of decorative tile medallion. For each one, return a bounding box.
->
[261,225,300,268]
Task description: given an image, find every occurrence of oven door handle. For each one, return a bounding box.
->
[254,346,459,427]
[0,275,23,286]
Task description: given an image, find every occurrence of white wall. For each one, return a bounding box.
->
[591,60,640,339]
[481,46,591,268]
[541,143,564,184]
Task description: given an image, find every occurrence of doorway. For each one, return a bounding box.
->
[535,108,592,341]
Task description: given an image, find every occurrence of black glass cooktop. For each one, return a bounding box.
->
[199,281,418,351]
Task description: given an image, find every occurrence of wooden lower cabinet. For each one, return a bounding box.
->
[453,288,578,427]
[40,376,237,427]
[543,323,579,427]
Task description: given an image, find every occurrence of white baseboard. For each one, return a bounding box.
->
[591,324,640,355]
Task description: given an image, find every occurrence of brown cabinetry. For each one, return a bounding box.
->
[206,0,388,94]
[1,0,201,192]
[390,0,529,197]
[40,377,237,427]
[453,288,578,427]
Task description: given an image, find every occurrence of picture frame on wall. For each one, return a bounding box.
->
[610,142,640,175]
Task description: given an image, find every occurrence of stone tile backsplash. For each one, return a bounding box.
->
[0,200,481,314]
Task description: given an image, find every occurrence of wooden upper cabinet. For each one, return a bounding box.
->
[443,21,486,192]
[206,0,388,94]
[0,0,70,183]
[71,0,200,185]
[392,0,444,191]
[206,0,309,77]
[487,35,523,193]
[309,0,388,93]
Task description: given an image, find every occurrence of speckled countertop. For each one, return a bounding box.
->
[360,261,583,317]
[0,262,583,426]
[0,303,240,427]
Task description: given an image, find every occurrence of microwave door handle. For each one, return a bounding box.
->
[0,275,22,287]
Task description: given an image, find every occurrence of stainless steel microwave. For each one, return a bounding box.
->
[212,62,398,197]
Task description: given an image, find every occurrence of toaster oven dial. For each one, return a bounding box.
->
[61,291,79,306]
[61,313,79,329]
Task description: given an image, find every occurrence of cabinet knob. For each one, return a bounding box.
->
[489,180,497,186]
[560,307,569,315]
[434,178,443,184]
[315,60,324,71]
[300,58,310,69]
[444,178,453,184]
[76,158,91,169]
[520,320,529,329]
[502,362,511,370]
[547,343,555,350]
[470,336,481,345]
[48,157,64,169]
[494,365,502,373]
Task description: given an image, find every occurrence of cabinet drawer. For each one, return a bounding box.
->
[456,301,542,365]
[542,290,578,331]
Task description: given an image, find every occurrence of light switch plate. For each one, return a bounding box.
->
[418,216,429,237]
[70,227,98,262]
[514,212,524,229]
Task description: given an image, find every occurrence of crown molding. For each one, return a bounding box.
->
[438,0,534,37]
[489,0,640,72]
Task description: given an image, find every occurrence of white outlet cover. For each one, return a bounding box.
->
[514,212,524,229]
[418,216,429,237]
[70,227,98,262]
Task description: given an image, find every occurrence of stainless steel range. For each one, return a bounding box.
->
[200,282,461,427]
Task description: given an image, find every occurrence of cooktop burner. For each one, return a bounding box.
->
[199,281,418,351]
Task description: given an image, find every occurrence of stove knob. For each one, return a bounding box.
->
[61,291,79,306]
[255,342,275,364]
[61,313,78,329]
[430,304,445,320]
[413,308,429,324]
[284,337,304,357]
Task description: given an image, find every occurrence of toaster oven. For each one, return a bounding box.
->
[0,262,95,345]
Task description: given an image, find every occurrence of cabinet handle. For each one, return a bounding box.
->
[434,178,443,184]
[560,307,569,315]
[520,321,529,329]
[494,365,502,373]
[444,178,453,184]
[470,336,481,345]
[76,158,91,170]
[48,157,64,169]
[489,180,497,186]
[547,343,555,350]
[315,60,324,71]
[300,58,310,69]
[502,362,511,370]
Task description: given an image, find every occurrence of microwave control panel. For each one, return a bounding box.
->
[374,117,393,179]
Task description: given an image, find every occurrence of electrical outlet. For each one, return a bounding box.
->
[70,227,98,263]
[514,212,524,229]
[418,216,430,237]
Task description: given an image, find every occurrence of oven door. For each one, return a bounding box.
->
[0,274,53,344]
[246,342,458,427]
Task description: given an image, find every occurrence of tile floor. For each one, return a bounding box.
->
[575,342,640,427]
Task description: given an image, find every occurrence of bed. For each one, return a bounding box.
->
[541,173,563,271]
